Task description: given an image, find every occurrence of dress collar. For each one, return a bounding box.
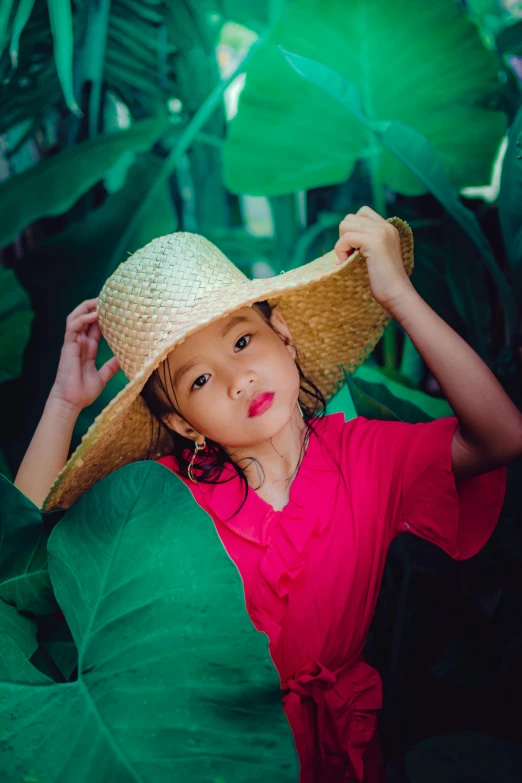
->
[197,412,346,546]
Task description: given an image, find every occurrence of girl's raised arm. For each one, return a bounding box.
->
[14,298,120,509]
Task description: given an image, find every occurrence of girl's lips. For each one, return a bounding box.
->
[248,392,275,417]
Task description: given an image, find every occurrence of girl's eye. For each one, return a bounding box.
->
[192,374,209,391]
[190,335,251,391]
[235,334,251,351]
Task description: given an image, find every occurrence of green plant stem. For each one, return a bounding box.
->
[361,15,396,373]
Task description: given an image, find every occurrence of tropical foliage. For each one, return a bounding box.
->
[1,0,522,779]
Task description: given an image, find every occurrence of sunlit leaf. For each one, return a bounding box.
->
[224,0,506,197]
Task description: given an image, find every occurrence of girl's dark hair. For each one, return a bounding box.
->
[140,300,328,519]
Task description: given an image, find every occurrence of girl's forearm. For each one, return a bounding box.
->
[14,393,80,510]
[388,284,522,463]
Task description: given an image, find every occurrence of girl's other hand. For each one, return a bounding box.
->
[334,205,413,310]
[49,298,120,413]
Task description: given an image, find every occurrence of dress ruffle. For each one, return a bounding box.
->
[246,414,346,650]
[158,414,346,650]
[158,414,347,650]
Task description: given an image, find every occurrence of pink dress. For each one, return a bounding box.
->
[157,412,507,783]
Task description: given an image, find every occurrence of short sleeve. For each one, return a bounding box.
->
[350,415,507,560]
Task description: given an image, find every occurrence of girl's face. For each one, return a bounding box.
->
[158,306,301,448]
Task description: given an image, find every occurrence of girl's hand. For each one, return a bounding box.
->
[334,205,413,311]
[49,298,120,413]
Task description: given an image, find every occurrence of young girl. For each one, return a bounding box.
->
[15,206,515,782]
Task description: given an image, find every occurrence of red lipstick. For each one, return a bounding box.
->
[248,392,275,418]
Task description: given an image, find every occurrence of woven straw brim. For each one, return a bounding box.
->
[42,217,413,512]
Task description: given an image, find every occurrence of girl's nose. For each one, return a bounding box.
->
[229,370,257,399]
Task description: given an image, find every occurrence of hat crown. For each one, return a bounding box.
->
[98,232,248,380]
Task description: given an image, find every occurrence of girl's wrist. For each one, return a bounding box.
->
[46,390,82,422]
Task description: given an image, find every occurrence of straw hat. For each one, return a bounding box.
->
[42,216,414,512]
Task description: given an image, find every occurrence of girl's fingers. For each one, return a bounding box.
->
[66,298,98,322]
[68,311,98,332]
[339,216,371,236]
[98,356,120,387]
[356,206,383,223]
[63,311,98,344]
[84,322,102,361]
[86,320,102,343]
[334,230,369,263]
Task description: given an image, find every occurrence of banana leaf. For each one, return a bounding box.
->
[0,116,170,248]
[47,0,80,116]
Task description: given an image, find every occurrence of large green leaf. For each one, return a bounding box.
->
[0,475,56,614]
[0,598,38,659]
[344,373,400,422]
[32,610,77,681]
[274,45,516,340]
[343,365,453,423]
[0,115,170,248]
[223,0,506,197]
[221,0,271,34]
[0,462,298,781]
[0,267,34,384]
[0,448,12,480]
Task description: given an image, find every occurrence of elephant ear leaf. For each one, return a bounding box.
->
[347,365,454,423]
[0,475,56,614]
[223,0,505,197]
[343,371,401,422]
[0,461,298,782]
[0,599,39,661]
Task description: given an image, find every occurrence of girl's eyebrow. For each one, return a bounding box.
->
[173,358,199,388]
[173,316,251,388]
[221,315,250,338]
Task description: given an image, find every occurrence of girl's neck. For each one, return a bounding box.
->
[226,407,308,493]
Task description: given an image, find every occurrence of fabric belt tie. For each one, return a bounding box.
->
[281,655,380,782]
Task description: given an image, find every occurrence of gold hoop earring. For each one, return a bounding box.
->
[188,439,206,482]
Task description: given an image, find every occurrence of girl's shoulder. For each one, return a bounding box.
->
[155,453,189,484]
[156,453,180,471]
[316,410,360,445]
